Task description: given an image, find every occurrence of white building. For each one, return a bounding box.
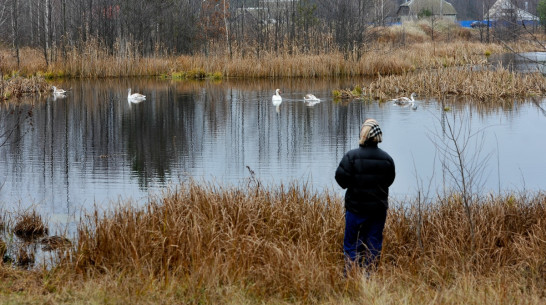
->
[487,0,538,23]
[397,0,458,22]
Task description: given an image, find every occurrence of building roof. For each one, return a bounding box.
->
[487,0,538,21]
[399,0,457,16]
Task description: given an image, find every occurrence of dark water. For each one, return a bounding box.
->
[488,52,546,74]
[1,77,546,233]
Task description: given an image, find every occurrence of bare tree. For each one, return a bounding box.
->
[0,0,8,29]
[10,0,20,68]
[429,110,493,251]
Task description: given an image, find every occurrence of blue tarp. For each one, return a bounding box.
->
[459,19,539,28]
[459,20,475,28]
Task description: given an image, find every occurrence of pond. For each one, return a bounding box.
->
[1,77,546,234]
[488,51,546,74]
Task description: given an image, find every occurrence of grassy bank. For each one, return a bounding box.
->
[1,182,544,304]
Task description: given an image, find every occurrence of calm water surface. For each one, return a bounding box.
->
[488,52,546,74]
[1,78,546,233]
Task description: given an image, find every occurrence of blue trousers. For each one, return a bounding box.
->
[343,209,387,270]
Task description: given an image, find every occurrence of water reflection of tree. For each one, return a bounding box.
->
[438,95,529,117]
[0,100,34,150]
[123,85,199,187]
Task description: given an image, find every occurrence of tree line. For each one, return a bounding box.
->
[0,0,541,65]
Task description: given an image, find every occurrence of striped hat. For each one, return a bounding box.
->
[359,119,382,145]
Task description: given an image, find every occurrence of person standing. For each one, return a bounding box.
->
[335,118,395,272]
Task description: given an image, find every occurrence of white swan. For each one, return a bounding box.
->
[304,94,320,101]
[390,92,416,105]
[52,86,66,95]
[272,89,282,106]
[128,88,146,102]
[391,92,418,110]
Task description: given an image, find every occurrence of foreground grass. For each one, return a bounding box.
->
[1,182,544,304]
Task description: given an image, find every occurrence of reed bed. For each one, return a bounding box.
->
[0,75,50,100]
[8,182,531,303]
[164,41,501,78]
[351,66,546,102]
[1,40,505,79]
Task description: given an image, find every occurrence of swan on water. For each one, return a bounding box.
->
[52,86,66,95]
[390,92,416,105]
[391,92,418,110]
[272,89,282,106]
[304,94,320,101]
[128,88,146,102]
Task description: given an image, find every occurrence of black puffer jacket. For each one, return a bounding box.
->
[335,143,395,215]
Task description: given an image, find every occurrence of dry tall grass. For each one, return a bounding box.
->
[74,181,346,300]
[0,182,545,303]
[342,66,546,102]
[0,40,506,79]
[50,182,545,303]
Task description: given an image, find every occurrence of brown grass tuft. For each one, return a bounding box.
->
[13,211,49,241]
[40,236,72,251]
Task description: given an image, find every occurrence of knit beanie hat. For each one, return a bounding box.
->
[359,119,382,145]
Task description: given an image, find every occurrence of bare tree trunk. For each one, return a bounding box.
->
[48,0,54,61]
[241,0,245,58]
[486,0,490,43]
[29,0,34,46]
[61,0,66,59]
[11,0,20,68]
[88,0,93,39]
[42,0,50,67]
[223,0,231,58]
